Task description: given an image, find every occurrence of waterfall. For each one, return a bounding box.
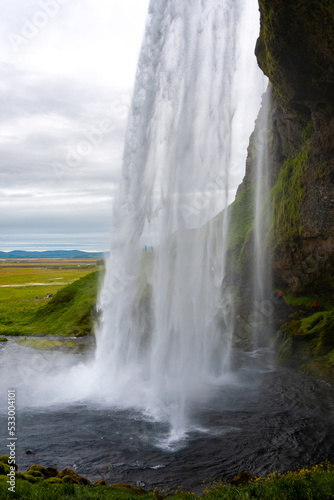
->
[94,0,266,433]
[252,88,272,348]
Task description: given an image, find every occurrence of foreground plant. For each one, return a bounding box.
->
[0,459,333,499]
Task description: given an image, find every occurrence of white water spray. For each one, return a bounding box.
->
[0,1,267,435]
[252,88,271,347]
[93,0,266,430]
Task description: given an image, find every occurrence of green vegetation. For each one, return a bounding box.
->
[270,141,309,249]
[31,270,102,336]
[226,187,254,253]
[15,338,76,350]
[223,186,255,276]
[0,265,103,336]
[278,297,334,383]
[0,455,333,500]
[283,293,332,310]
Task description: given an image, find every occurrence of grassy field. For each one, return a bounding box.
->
[0,259,103,336]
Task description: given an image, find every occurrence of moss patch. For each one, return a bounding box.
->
[227,187,255,252]
[270,141,309,249]
[278,308,334,383]
[224,186,255,277]
[16,339,76,350]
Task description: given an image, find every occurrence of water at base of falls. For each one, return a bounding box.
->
[1,339,333,492]
[92,0,267,431]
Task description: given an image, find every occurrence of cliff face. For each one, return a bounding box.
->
[245,0,334,295]
[256,1,334,114]
[231,0,334,382]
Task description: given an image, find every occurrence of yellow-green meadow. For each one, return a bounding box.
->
[0,260,102,337]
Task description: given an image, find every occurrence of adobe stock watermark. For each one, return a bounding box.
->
[7,390,17,493]
[8,0,73,53]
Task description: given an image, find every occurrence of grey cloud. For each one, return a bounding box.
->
[0,67,129,249]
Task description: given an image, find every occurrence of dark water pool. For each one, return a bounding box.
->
[1,344,334,492]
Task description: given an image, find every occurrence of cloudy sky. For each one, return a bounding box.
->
[0,0,149,252]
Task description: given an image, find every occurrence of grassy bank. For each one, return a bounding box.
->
[0,461,333,499]
[0,261,103,336]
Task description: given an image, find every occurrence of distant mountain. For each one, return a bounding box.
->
[0,250,107,259]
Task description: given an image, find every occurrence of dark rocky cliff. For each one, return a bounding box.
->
[231,0,334,382]
[256,0,334,294]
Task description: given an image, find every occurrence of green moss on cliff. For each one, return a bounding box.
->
[270,140,309,248]
[278,308,334,383]
[225,186,255,276]
[284,293,332,310]
[227,187,255,252]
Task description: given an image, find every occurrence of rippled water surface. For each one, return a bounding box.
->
[1,341,333,492]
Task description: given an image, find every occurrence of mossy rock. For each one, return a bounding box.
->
[279,308,334,384]
[44,477,62,484]
[26,464,50,478]
[301,358,334,385]
[15,472,26,480]
[62,474,74,484]
[57,467,91,485]
[270,141,310,251]
[46,466,58,477]
[327,349,334,365]
[0,463,10,475]
[93,478,107,486]
[25,470,45,479]
[23,473,41,484]
[0,337,8,342]
[0,455,17,470]
[0,456,17,471]
[112,483,148,495]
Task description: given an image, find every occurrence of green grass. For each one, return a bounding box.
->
[0,263,100,336]
[0,480,157,499]
[31,270,102,336]
[0,462,333,499]
[0,269,103,336]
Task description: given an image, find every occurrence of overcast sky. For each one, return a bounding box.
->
[0,0,149,252]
